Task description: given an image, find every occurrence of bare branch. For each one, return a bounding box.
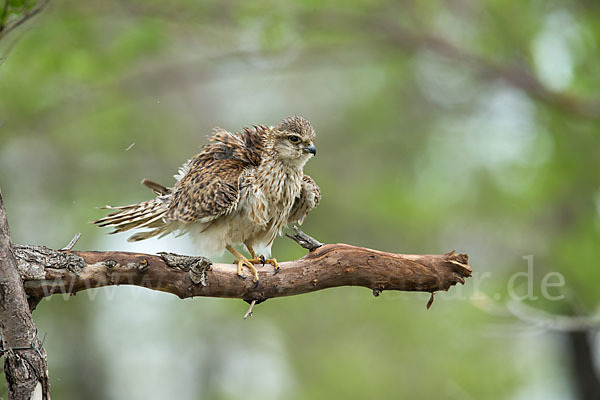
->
[60,232,81,251]
[285,225,323,251]
[15,243,471,306]
[244,300,257,319]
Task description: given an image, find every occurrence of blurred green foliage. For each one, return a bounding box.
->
[1,0,600,399]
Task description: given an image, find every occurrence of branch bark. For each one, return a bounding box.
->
[15,240,471,306]
[0,191,50,400]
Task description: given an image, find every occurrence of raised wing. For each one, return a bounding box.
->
[288,174,321,225]
[164,126,267,224]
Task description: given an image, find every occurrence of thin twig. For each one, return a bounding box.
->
[0,0,49,41]
[60,232,81,251]
[285,225,323,251]
[426,292,435,310]
[243,300,256,319]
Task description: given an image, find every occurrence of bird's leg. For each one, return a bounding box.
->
[226,245,259,283]
[245,244,279,275]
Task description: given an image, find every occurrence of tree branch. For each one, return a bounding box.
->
[0,0,49,41]
[0,191,50,400]
[15,241,471,306]
[285,225,324,251]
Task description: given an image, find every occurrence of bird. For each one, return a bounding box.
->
[93,116,320,283]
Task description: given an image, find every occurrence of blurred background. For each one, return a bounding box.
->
[1,0,600,399]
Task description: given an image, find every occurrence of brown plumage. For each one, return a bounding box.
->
[94,116,320,282]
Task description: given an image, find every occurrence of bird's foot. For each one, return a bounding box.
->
[246,256,266,266]
[235,257,259,285]
[263,257,279,275]
[245,255,279,274]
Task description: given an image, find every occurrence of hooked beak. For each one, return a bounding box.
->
[304,144,317,156]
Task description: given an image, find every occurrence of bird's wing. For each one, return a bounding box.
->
[288,174,321,225]
[164,127,266,223]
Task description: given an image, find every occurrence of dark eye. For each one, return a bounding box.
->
[288,135,301,143]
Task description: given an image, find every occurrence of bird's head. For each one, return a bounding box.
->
[272,116,317,168]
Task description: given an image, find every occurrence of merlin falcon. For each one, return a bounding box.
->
[94,116,321,283]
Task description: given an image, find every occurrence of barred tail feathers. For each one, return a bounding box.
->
[93,197,171,242]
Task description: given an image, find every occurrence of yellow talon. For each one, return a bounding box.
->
[264,258,279,274]
[238,259,259,282]
[228,245,260,283]
[227,245,280,282]
[244,243,279,274]
[233,257,259,282]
